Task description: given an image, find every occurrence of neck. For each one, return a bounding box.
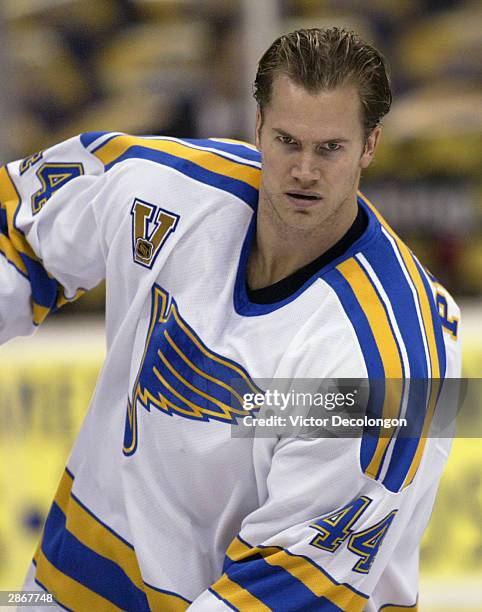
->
[247,195,358,290]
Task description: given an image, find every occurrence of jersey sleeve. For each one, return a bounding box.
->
[187,438,422,611]
[188,291,462,611]
[0,133,111,343]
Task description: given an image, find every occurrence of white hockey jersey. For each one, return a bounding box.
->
[0,132,461,611]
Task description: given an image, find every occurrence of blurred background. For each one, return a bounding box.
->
[0,0,480,609]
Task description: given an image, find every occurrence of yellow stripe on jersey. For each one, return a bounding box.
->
[32,304,50,326]
[93,135,260,189]
[0,165,84,324]
[336,257,404,480]
[0,232,27,275]
[226,537,368,612]
[57,287,85,309]
[379,602,418,611]
[0,166,38,262]
[36,470,189,611]
[211,575,271,612]
[358,192,442,488]
[262,548,366,611]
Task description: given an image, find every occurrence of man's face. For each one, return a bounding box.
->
[255,74,380,232]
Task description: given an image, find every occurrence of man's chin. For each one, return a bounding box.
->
[278,208,328,232]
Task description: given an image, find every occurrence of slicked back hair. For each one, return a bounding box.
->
[254,27,392,139]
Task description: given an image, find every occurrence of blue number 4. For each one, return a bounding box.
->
[347,510,397,573]
[31,163,84,215]
[309,496,371,552]
[310,497,397,574]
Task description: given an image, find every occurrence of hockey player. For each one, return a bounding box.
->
[1,28,460,611]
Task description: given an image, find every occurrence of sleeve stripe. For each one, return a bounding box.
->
[159,137,261,167]
[225,559,344,611]
[335,257,404,482]
[79,131,111,148]
[379,600,418,611]
[94,136,261,186]
[358,193,447,489]
[0,166,84,326]
[92,135,260,209]
[400,261,447,488]
[353,250,429,489]
[401,378,442,489]
[336,258,403,378]
[0,206,8,234]
[0,166,38,261]
[358,192,443,380]
[35,469,190,611]
[224,536,368,611]
[322,269,386,479]
[0,234,28,277]
[211,575,272,611]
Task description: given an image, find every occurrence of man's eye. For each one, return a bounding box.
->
[323,142,341,152]
[277,136,297,146]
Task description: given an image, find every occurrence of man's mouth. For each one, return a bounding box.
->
[285,191,322,205]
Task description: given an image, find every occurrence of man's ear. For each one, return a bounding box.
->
[255,107,263,150]
[360,126,382,169]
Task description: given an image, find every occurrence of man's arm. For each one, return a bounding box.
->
[188,435,435,611]
[188,295,462,611]
[0,133,111,343]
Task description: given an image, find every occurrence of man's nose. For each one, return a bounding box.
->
[290,152,320,184]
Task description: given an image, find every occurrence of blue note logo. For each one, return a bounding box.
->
[123,285,262,455]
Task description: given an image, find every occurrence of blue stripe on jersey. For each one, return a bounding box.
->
[20,253,59,309]
[382,435,425,492]
[225,558,344,611]
[182,138,261,164]
[360,235,432,490]
[380,259,447,491]
[361,238,429,378]
[41,502,150,611]
[324,268,386,474]
[104,145,259,210]
[0,207,8,236]
[79,131,111,147]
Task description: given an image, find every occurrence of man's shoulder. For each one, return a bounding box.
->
[79,132,261,206]
[323,192,457,378]
[80,132,260,171]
